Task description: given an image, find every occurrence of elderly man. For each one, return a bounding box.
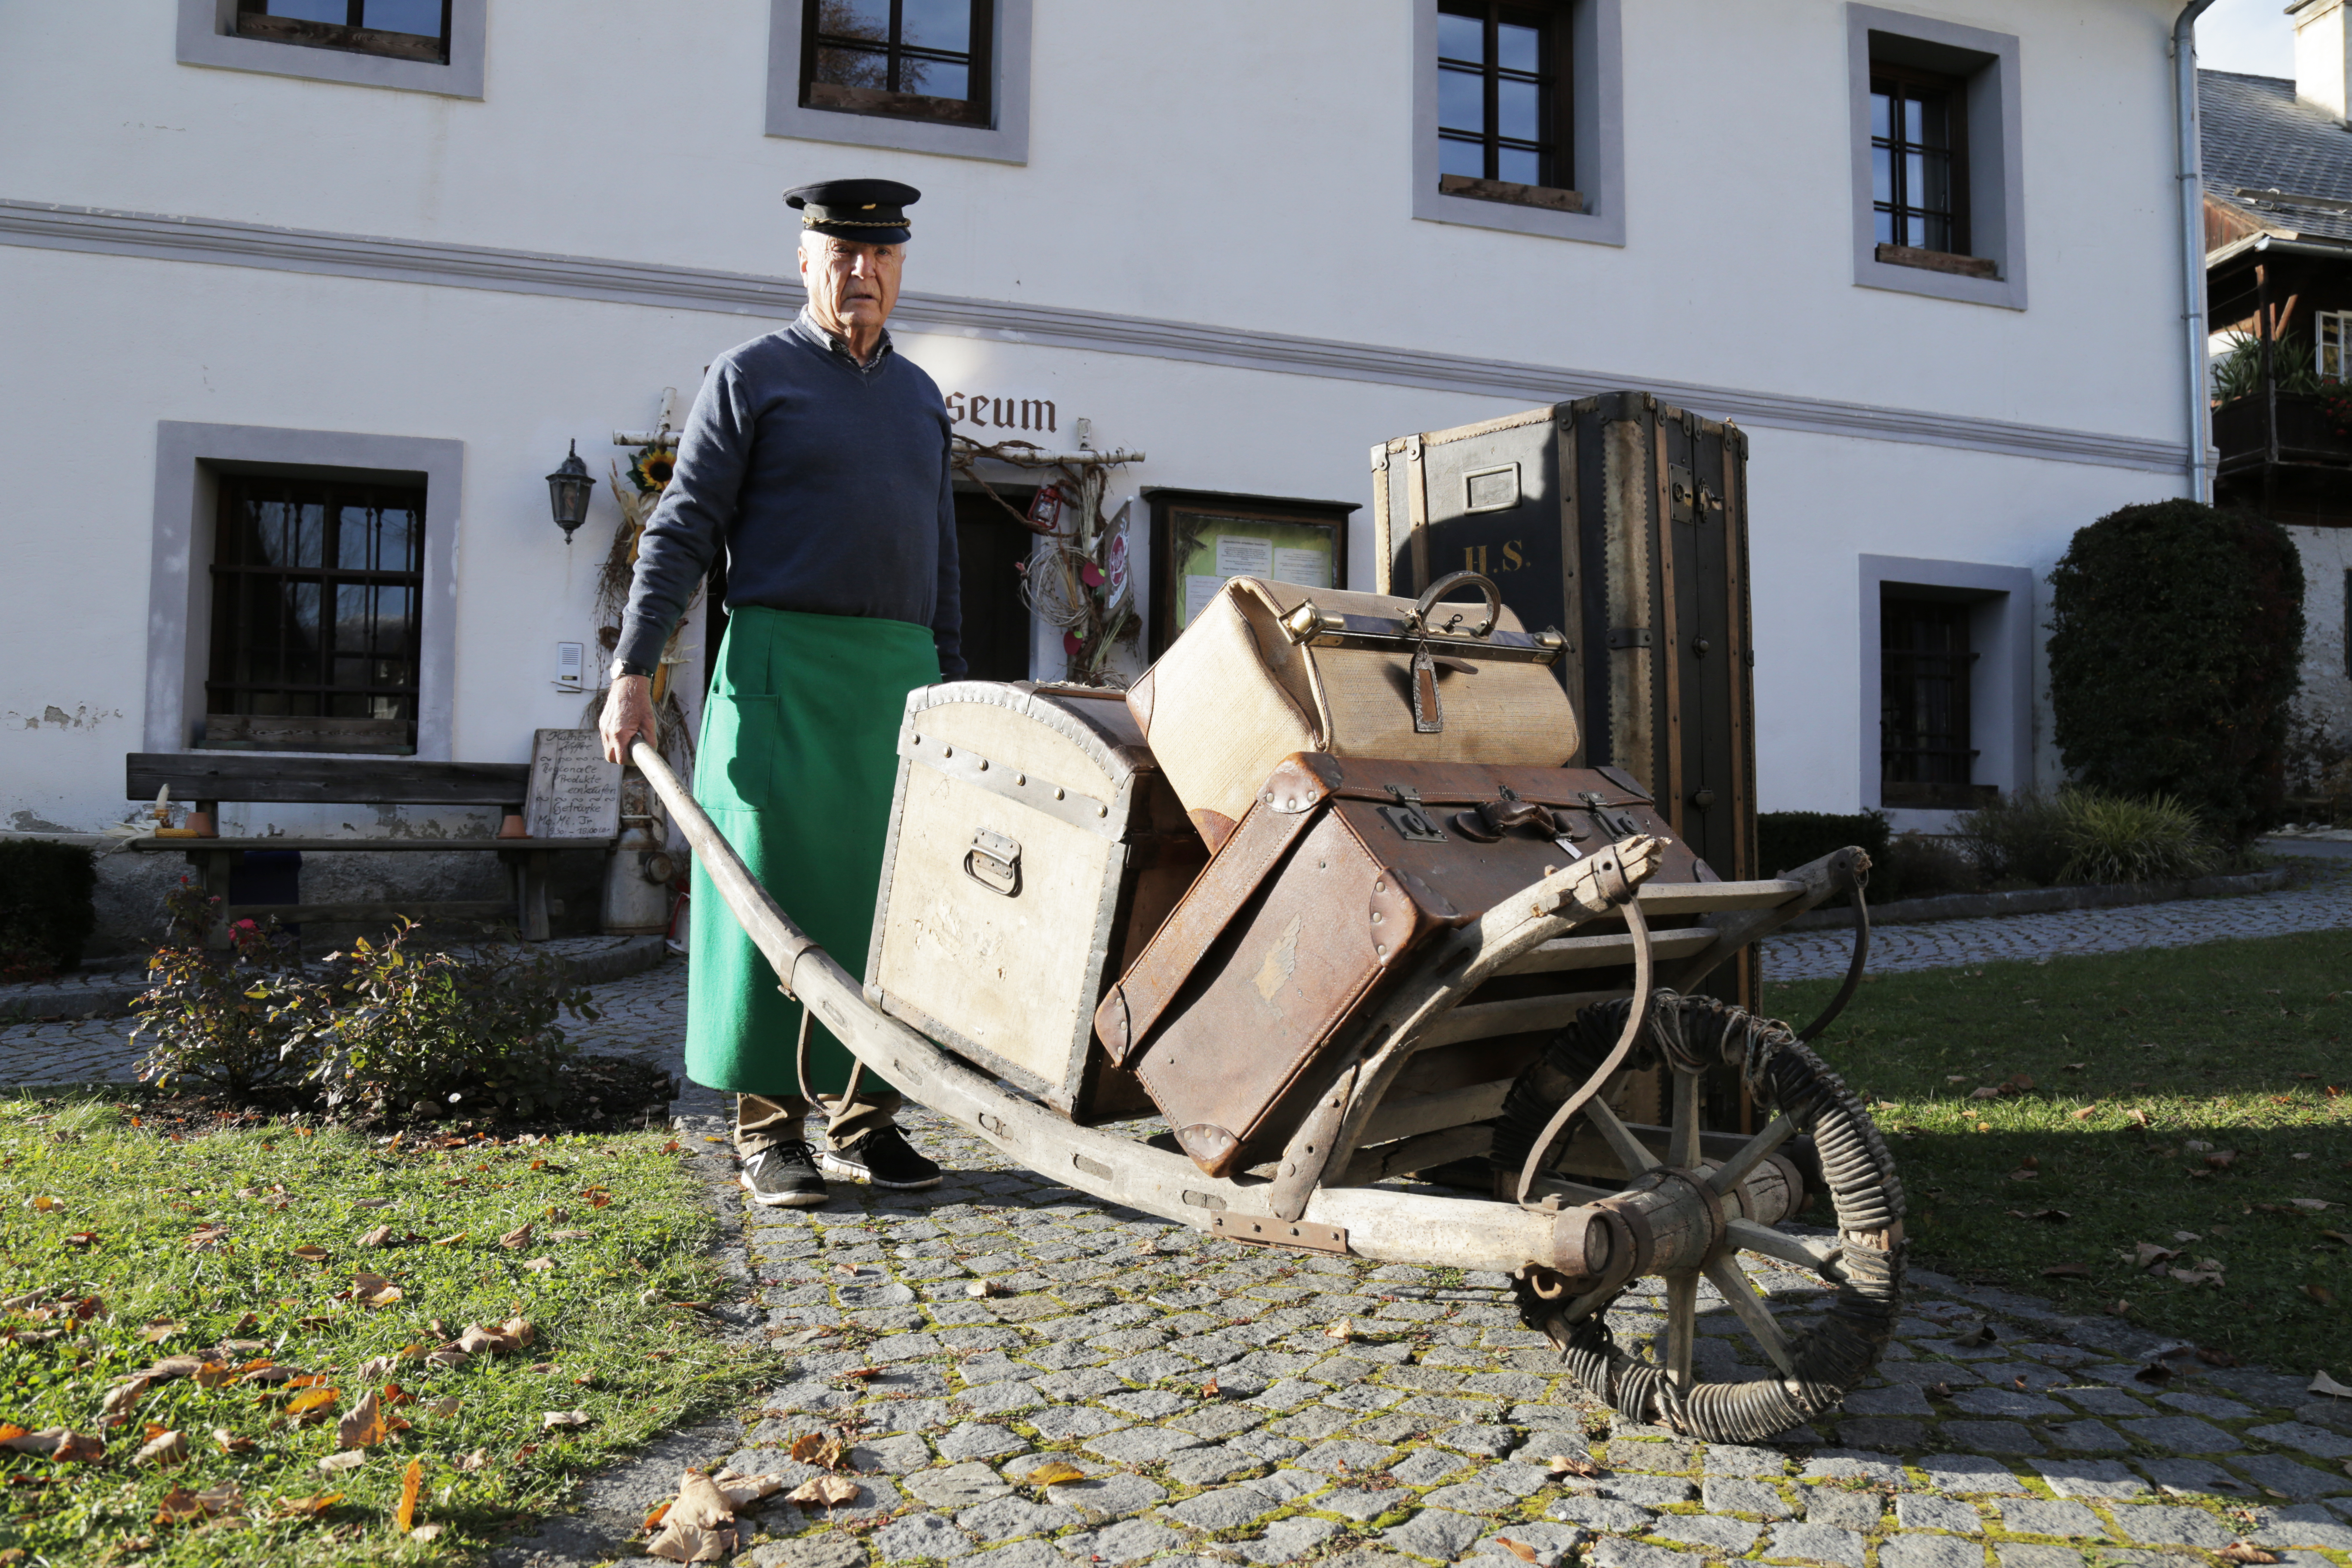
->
[603,177,960,1207]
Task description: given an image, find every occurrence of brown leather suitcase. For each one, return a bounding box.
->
[1092,752,1708,1178]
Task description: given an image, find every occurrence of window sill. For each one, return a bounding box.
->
[202,715,417,755]
[1437,174,1585,214]
[1874,243,1997,281]
[233,13,447,63]
[803,80,988,128]
[1882,780,1998,808]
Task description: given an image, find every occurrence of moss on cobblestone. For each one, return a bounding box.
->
[1773,931,2352,1374]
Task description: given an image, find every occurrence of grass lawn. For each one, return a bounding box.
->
[0,1099,760,1565]
[1769,928,2352,1378]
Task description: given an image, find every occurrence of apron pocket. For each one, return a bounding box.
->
[697,691,781,813]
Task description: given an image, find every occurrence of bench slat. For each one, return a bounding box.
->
[126,753,530,807]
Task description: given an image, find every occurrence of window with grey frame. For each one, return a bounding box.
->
[1436,1,1579,211]
[1870,62,1966,258]
[1879,592,1991,808]
[207,475,426,754]
[234,0,452,62]
[802,0,992,127]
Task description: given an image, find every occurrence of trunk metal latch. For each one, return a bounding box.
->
[964,828,1022,896]
[1377,784,1448,844]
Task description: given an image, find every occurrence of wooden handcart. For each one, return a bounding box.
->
[631,729,1895,1445]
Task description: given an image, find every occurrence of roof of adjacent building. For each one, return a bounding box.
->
[2202,69,2352,248]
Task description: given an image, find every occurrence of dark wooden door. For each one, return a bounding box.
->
[954,488,1036,683]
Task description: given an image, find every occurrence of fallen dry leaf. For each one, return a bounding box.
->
[1546,1453,1602,1478]
[350,1274,401,1308]
[542,1409,592,1430]
[317,1450,365,1473]
[0,1426,102,1462]
[287,1387,339,1419]
[965,1280,1004,1298]
[2105,1299,2133,1317]
[2216,1544,2279,1565]
[456,1449,489,1472]
[1027,1461,1086,1487]
[2196,1348,2243,1368]
[1324,1319,1354,1341]
[337,1389,407,1449]
[2292,1198,2335,1211]
[290,1245,329,1264]
[2135,1241,2181,1272]
[2042,1264,2092,1279]
[784,1474,861,1507]
[1951,1323,1995,1348]
[644,1520,735,1562]
[357,1225,393,1249]
[212,1428,255,1455]
[1494,1538,1543,1565]
[272,1491,342,1519]
[139,1320,183,1344]
[429,1233,466,1247]
[2127,1108,2151,1127]
[395,1456,422,1534]
[668,1471,736,1531]
[521,1256,557,1273]
[717,1473,783,1510]
[1201,1377,1221,1399]
[499,1222,533,1250]
[134,1428,188,1468]
[411,1523,444,1543]
[423,1397,459,1419]
[2070,1105,2098,1120]
[2306,1284,2339,1307]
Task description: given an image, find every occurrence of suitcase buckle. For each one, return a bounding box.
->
[963,828,1023,897]
[1378,785,1448,844]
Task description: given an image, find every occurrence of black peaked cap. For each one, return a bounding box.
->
[785,178,921,243]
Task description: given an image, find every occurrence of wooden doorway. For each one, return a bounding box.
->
[955,487,1036,682]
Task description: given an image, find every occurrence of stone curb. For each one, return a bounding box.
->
[1780,867,2294,933]
[0,933,669,1023]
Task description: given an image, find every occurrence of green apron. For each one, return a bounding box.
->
[685,606,939,1095]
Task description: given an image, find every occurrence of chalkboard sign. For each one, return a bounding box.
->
[524,729,620,839]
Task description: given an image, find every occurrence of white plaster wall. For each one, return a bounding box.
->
[2288,526,2352,750]
[0,0,2200,844]
[0,0,2188,441]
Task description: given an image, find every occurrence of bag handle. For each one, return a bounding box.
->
[1404,571,1502,640]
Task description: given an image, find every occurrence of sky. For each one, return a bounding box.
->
[2197,0,2296,78]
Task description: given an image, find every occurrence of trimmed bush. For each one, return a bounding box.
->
[0,839,98,980]
[1757,810,1893,900]
[1951,790,2074,888]
[2047,500,2303,845]
[2057,790,2214,885]
[132,880,320,1094]
[1884,832,1980,899]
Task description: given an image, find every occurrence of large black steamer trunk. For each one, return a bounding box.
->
[1371,392,1760,1014]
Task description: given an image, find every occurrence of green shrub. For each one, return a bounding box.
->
[2047,500,2304,845]
[0,839,98,980]
[1952,790,2075,888]
[132,887,598,1121]
[2057,790,2214,884]
[1883,832,1980,899]
[131,880,324,1094]
[2210,328,2321,403]
[300,920,598,1124]
[1757,810,1893,902]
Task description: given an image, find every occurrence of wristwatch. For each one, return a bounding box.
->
[610,658,656,681]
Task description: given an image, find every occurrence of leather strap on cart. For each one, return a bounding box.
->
[1093,754,1342,1065]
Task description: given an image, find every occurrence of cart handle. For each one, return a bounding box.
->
[1511,892,1655,1211]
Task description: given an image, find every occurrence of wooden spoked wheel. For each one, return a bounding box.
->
[1494,992,1906,1443]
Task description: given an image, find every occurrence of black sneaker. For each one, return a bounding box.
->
[738,1141,827,1207]
[818,1125,942,1191]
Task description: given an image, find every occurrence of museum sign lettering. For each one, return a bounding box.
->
[947,392,1057,433]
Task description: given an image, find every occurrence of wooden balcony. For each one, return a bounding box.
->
[2213,392,2352,527]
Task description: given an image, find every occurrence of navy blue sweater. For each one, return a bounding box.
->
[616,309,965,678]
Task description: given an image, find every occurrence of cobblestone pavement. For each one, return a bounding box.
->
[504,1106,2352,1568]
[1763,859,2352,984]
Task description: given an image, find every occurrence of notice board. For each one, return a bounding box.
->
[524,729,620,839]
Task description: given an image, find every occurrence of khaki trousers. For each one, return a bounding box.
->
[734,1090,902,1156]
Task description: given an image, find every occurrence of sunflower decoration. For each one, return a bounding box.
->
[626,442,677,495]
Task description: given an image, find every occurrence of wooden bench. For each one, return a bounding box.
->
[123,753,614,942]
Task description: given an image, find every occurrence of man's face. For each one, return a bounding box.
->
[800,235,904,333]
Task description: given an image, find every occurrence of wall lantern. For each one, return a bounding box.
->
[546,440,596,542]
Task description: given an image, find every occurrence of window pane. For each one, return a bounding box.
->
[1438,135,1486,179]
[1896,91,1916,144]
[1497,145,1542,186]
[1914,93,1947,149]
[1496,21,1541,73]
[1870,88,1890,140]
[294,502,326,569]
[1436,10,1485,62]
[263,0,349,23]
[899,0,972,54]
[1905,151,1926,206]
[335,505,369,570]
[814,43,888,88]
[1438,64,1485,133]
[360,0,442,36]
[1496,76,1540,140]
[1917,150,1948,215]
[1874,208,1894,245]
[904,58,967,98]
[1871,145,1891,205]
[815,0,891,41]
